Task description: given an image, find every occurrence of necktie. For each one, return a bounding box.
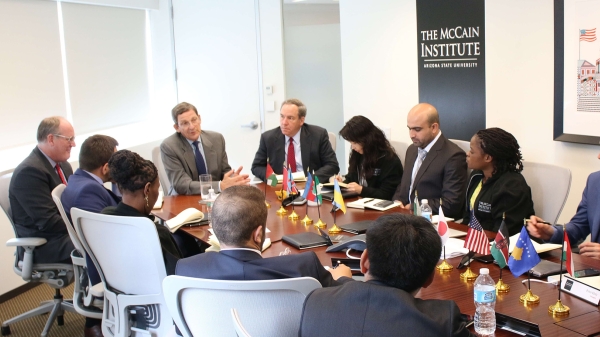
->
[192,141,208,175]
[55,164,67,185]
[409,149,427,202]
[287,139,297,172]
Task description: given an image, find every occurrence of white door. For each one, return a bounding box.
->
[172,0,262,170]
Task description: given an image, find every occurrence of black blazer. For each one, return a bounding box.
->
[176,249,346,287]
[251,124,339,183]
[392,134,468,219]
[9,147,74,263]
[299,280,474,337]
[344,152,403,200]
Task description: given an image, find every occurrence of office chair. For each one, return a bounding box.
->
[231,309,252,337]
[152,146,171,196]
[449,138,470,154]
[328,132,337,152]
[71,208,173,337]
[162,275,321,337]
[390,140,409,166]
[521,161,571,224]
[0,169,76,337]
[51,184,103,319]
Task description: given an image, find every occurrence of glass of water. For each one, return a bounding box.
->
[199,174,212,199]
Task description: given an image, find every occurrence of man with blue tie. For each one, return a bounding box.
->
[160,102,249,195]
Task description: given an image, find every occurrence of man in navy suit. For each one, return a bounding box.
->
[175,185,351,286]
[10,117,76,265]
[61,134,120,337]
[251,98,339,183]
[299,214,474,337]
[528,155,600,260]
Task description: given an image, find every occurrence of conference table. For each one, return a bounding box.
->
[153,184,600,337]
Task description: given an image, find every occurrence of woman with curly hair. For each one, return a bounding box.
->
[332,116,403,200]
[464,127,534,235]
[101,149,183,274]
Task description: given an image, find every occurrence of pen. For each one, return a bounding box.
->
[333,260,340,269]
[524,219,552,225]
[361,198,374,203]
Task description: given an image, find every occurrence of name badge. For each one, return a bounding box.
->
[478,202,491,213]
[373,168,381,176]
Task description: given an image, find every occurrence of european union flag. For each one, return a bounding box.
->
[508,226,540,277]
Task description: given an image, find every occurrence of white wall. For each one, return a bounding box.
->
[339,0,598,224]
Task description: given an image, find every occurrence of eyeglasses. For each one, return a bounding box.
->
[53,134,76,143]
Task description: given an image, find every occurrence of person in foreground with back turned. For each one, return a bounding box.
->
[464,127,534,236]
[176,185,352,286]
[102,150,184,275]
[298,213,474,337]
[331,115,403,200]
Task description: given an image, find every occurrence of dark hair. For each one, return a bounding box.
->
[339,115,396,179]
[37,116,62,142]
[171,102,198,124]
[108,150,157,192]
[366,214,441,292]
[212,185,268,246]
[281,98,307,118]
[475,127,523,175]
[79,135,118,171]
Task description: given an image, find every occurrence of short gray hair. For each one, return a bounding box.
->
[281,98,307,118]
[37,116,62,143]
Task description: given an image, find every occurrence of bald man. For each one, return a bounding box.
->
[392,103,467,219]
[10,116,76,264]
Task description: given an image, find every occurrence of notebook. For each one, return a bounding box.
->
[346,198,399,211]
[340,220,374,234]
[282,232,329,249]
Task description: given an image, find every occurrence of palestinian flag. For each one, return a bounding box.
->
[265,161,277,187]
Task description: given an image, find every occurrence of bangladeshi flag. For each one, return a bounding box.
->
[490,218,510,269]
[265,162,277,187]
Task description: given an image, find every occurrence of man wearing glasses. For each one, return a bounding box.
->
[9,116,76,264]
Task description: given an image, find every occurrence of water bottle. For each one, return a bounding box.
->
[474,268,496,335]
[420,199,432,222]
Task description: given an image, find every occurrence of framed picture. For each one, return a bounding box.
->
[554,0,600,145]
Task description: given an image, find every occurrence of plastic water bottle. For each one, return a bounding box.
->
[474,268,496,335]
[420,199,432,222]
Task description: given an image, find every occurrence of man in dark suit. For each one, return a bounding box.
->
[176,185,351,286]
[10,116,75,265]
[160,102,250,195]
[61,134,118,337]
[392,103,467,219]
[299,214,474,337]
[251,98,339,183]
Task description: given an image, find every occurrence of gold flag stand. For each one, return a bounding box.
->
[548,299,570,316]
[519,289,540,305]
[436,259,453,271]
[495,279,510,293]
[328,223,342,234]
[301,215,313,225]
[276,206,287,216]
[314,219,326,228]
[460,267,478,281]
[288,210,299,220]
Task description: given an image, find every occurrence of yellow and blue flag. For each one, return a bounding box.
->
[508,226,541,277]
[332,179,346,214]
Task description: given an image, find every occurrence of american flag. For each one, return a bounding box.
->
[580,28,597,42]
[463,210,490,255]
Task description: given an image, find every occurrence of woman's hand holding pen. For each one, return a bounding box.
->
[329,173,343,183]
[525,215,555,241]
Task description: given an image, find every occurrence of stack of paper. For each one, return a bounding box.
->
[164,208,204,233]
[441,238,470,259]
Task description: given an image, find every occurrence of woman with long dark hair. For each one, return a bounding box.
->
[464,127,534,235]
[332,116,403,200]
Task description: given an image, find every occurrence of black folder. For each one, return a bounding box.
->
[282,232,329,249]
[340,220,374,234]
[320,186,359,201]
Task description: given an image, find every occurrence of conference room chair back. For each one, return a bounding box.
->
[162,275,321,337]
[1,169,76,337]
[390,140,409,166]
[152,146,171,196]
[449,138,471,154]
[521,161,571,225]
[328,132,337,152]
[71,208,173,337]
[51,184,104,319]
[231,309,252,337]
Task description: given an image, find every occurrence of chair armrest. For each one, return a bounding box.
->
[6,237,47,247]
[91,283,104,298]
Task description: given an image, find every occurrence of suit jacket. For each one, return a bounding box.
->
[344,152,403,200]
[299,280,474,337]
[9,147,74,263]
[62,168,121,285]
[549,170,600,245]
[392,134,467,219]
[176,249,346,287]
[251,124,339,183]
[160,131,232,195]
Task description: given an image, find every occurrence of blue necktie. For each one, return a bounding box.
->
[192,141,207,175]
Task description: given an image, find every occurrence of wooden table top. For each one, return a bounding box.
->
[152,184,600,337]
